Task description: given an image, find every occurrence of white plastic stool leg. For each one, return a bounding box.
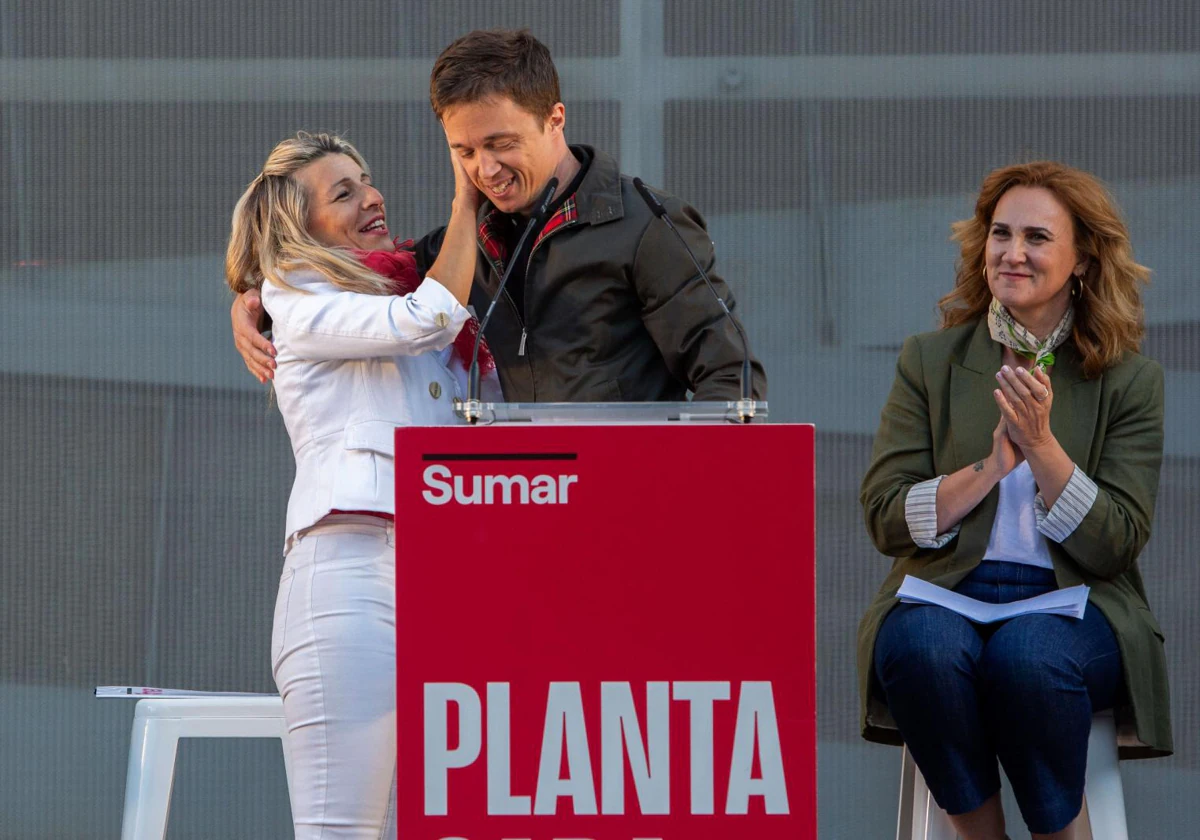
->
[118,696,290,840]
[120,711,182,840]
[897,745,957,840]
[1078,710,1127,840]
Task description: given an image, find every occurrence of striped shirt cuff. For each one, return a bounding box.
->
[1035,464,1099,543]
[905,476,960,549]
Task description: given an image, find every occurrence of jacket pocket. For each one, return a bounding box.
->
[343,420,397,455]
[271,568,296,671]
[595,379,623,401]
[1138,608,1166,642]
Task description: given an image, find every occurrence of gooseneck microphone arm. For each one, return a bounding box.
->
[464,177,559,421]
[632,177,755,414]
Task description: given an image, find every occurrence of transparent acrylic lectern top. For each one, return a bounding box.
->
[453,399,768,425]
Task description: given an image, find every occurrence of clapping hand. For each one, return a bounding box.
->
[993,364,1054,451]
[989,415,1025,478]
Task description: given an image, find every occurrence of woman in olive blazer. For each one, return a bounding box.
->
[857,162,1169,840]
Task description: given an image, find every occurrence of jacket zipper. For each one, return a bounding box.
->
[476,238,529,356]
[516,217,581,358]
[477,214,583,360]
[525,217,579,269]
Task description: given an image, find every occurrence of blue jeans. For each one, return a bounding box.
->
[874,561,1122,834]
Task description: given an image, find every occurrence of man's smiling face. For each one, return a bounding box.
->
[442,95,566,215]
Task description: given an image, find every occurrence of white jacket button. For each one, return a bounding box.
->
[429,381,442,399]
[435,312,450,328]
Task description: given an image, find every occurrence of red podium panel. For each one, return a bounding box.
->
[394,424,815,840]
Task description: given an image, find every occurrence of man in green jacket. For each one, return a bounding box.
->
[233,28,766,404]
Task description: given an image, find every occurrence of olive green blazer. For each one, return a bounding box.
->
[857,318,1170,759]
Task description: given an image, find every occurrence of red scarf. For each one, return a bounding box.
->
[352,240,494,375]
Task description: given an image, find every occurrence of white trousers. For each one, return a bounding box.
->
[271,515,398,839]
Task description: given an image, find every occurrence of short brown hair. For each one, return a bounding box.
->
[941,161,1149,378]
[430,29,561,121]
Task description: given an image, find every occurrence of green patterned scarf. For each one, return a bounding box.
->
[987,297,1074,368]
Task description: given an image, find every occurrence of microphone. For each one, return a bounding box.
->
[632,177,756,420]
[464,177,560,421]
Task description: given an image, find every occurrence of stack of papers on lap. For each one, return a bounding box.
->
[94,686,276,698]
[896,575,1089,623]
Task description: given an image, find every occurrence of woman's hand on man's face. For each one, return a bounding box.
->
[993,363,1054,451]
[449,148,484,215]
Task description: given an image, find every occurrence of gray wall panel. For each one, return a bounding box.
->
[10,100,617,261]
[813,0,1200,55]
[665,0,1200,56]
[12,0,619,58]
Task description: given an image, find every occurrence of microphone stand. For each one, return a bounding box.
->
[632,178,757,423]
[461,177,560,425]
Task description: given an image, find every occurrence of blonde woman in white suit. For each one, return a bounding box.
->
[225,131,497,839]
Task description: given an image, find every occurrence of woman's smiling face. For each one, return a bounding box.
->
[986,185,1086,332]
[294,153,394,251]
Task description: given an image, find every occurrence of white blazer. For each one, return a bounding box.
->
[262,268,500,546]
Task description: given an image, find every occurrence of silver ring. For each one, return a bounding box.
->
[1037,390,1049,401]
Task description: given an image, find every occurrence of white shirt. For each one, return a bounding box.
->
[980,462,1054,568]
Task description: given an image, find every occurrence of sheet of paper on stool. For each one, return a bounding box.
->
[896,575,1090,623]
[94,686,278,698]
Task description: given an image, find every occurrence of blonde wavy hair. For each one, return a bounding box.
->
[225,131,392,296]
[941,161,1149,378]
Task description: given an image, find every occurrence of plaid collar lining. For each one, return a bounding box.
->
[476,195,580,274]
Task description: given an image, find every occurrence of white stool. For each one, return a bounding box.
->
[896,711,1127,840]
[120,696,293,840]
